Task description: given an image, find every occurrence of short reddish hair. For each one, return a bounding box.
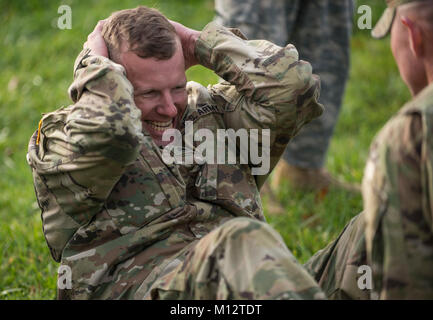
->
[102,6,177,62]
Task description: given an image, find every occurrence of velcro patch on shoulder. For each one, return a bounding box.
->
[184,103,224,122]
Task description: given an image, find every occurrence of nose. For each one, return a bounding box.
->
[157,92,178,119]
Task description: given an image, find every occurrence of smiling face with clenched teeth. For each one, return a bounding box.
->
[120,38,188,146]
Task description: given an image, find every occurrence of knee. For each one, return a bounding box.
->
[218,217,267,235]
[213,217,284,248]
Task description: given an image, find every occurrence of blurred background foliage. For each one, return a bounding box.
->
[0,0,409,299]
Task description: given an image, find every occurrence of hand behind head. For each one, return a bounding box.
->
[169,20,200,70]
[83,20,109,58]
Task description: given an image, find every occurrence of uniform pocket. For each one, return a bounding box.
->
[194,163,218,201]
[194,163,263,219]
[105,158,175,235]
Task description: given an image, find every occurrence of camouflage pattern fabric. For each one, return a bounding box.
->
[363,82,433,299]
[215,0,353,169]
[137,217,325,299]
[27,21,323,299]
[305,83,433,299]
[304,214,370,299]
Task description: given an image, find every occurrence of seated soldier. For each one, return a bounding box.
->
[27,6,325,299]
[305,0,433,299]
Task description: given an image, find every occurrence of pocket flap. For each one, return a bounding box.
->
[195,163,218,200]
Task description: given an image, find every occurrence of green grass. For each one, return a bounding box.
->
[0,0,410,299]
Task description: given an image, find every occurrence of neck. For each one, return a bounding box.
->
[422,42,433,89]
[412,60,433,96]
[408,59,431,97]
[427,63,433,88]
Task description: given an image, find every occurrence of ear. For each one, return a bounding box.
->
[400,15,424,58]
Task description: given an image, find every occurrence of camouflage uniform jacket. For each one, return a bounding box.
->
[27,22,323,299]
[363,82,433,299]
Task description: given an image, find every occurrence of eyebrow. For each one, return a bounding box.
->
[134,88,154,95]
[134,82,187,95]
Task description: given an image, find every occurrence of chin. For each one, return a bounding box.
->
[152,132,176,147]
[154,138,170,147]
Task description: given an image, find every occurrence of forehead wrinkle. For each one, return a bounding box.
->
[127,62,186,95]
[119,35,186,94]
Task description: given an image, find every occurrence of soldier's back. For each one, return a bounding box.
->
[363,82,433,299]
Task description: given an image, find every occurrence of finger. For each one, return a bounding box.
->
[96,19,107,31]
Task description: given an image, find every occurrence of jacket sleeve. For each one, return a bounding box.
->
[194,22,323,186]
[26,49,144,261]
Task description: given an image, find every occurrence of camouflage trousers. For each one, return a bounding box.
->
[304,214,370,300]
[135,212,433,300]
[215,0,354,168]
[305,211,433,299]
[135,214,370,300]
[134,217,326,300]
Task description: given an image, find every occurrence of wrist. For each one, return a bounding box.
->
[187,31,200,68]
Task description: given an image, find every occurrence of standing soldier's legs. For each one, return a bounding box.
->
[140,217,325,300]
[274,0,355,191]
[215,0,356,191]
[214,0,294,46]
